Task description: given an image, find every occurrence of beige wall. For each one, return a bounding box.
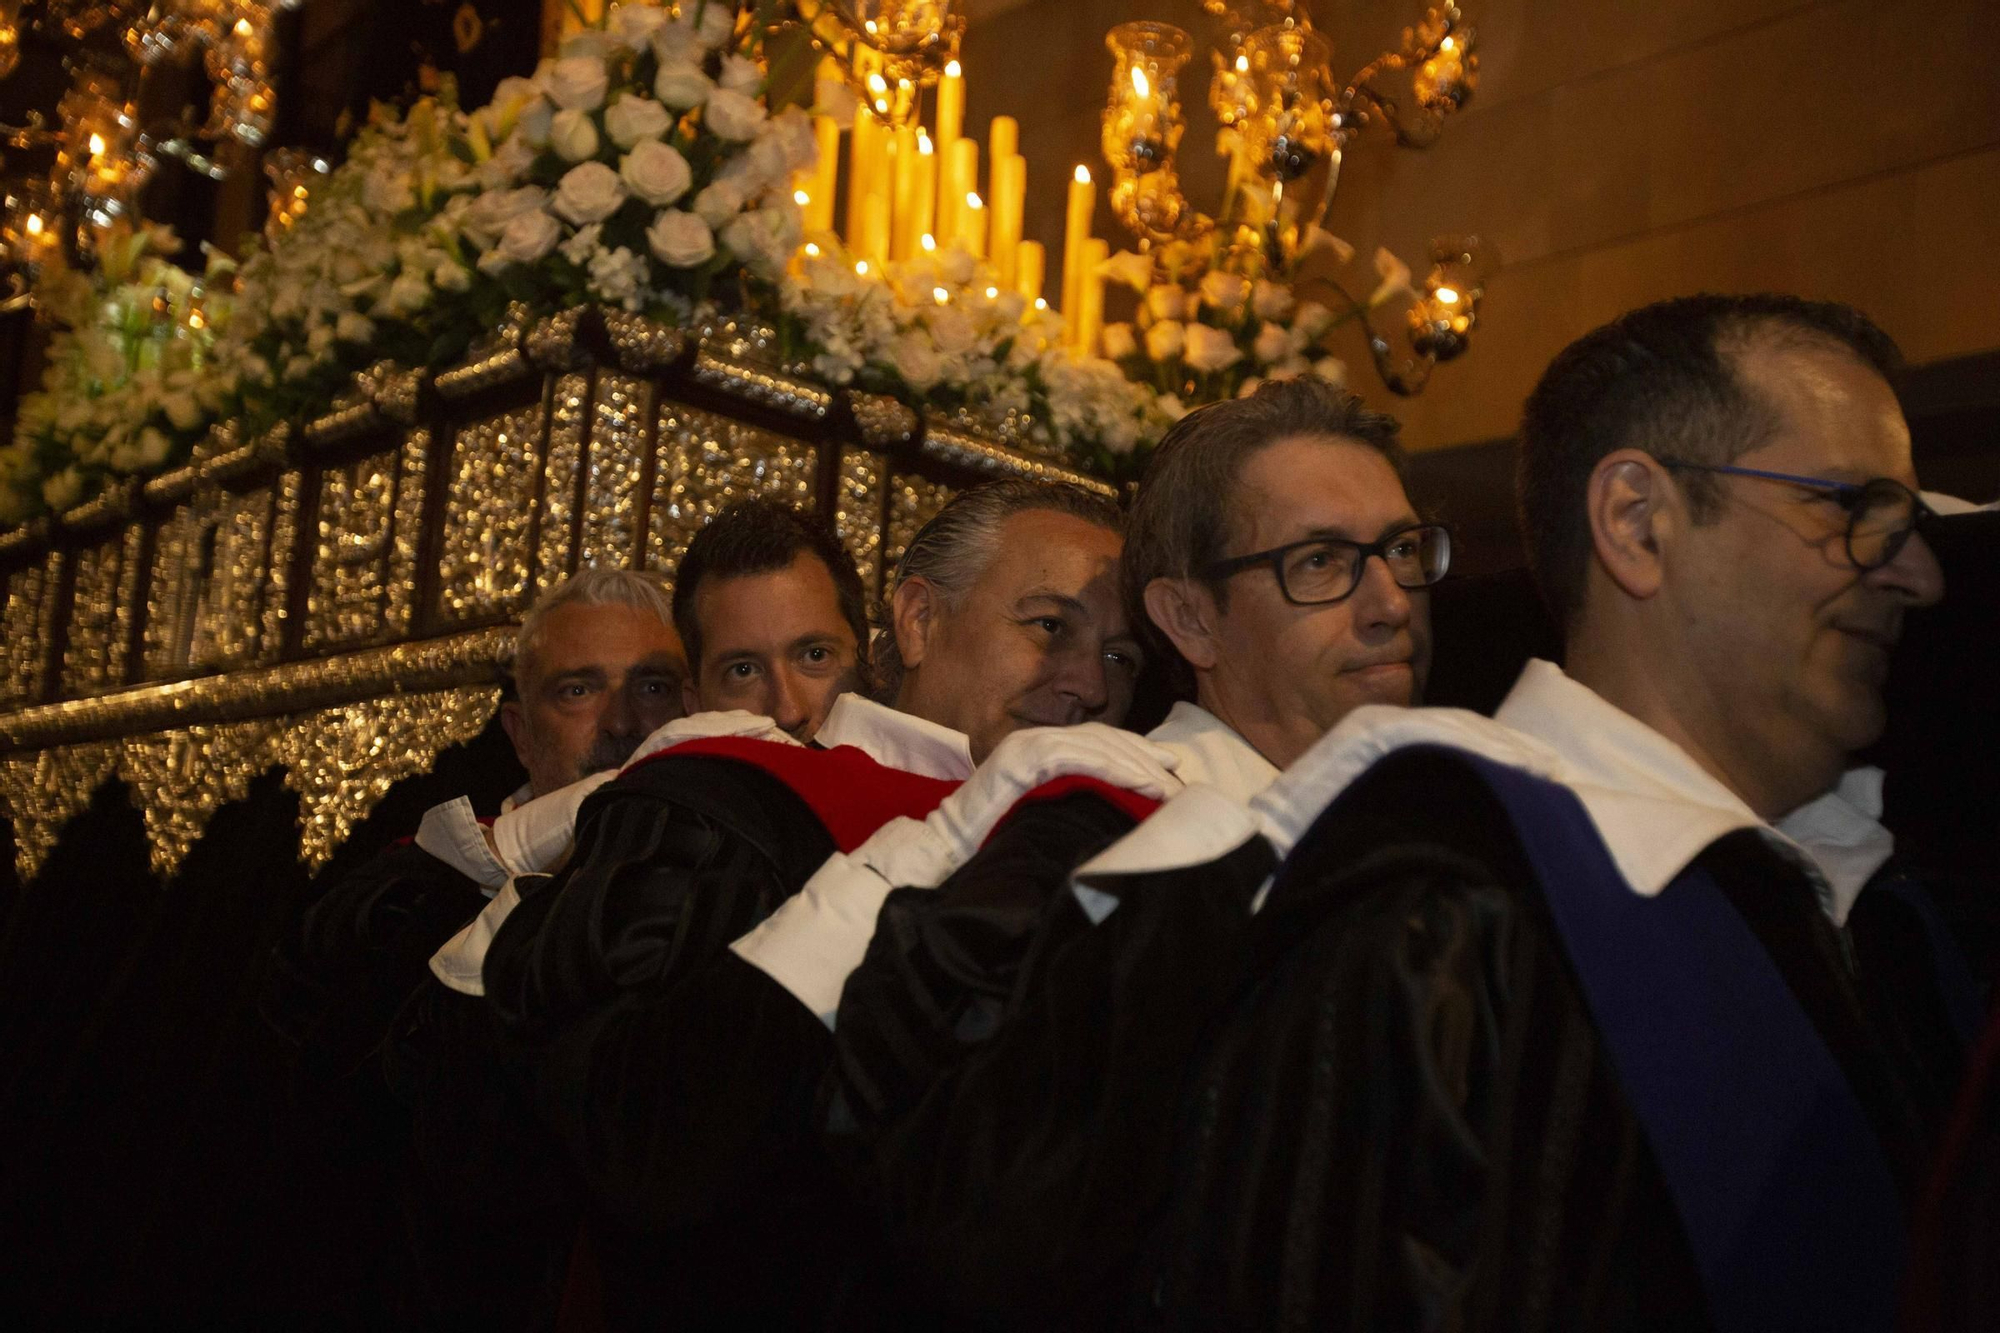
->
[962,0,2000,451]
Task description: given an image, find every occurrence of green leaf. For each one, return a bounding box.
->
[762,24,820,111]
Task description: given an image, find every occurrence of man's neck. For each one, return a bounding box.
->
[1563,636,1828,820]
[1194,678,1309,771]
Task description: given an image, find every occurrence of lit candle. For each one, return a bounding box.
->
[846,106,882,249]
[988,153,1026,288]
[863,190,891,268]
[936,58,965,169]
[1077,238,1108,355]
[988,116,1018,171]
[1015,239,1045,306]
[963,191,987,260]
[909,133,937,259]
[1061,165,1095,346]
[890,124,918,260]
[808,114,839,233]
[943,137,978,250]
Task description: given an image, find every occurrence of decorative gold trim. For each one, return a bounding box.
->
[918,423,1118,497]
[0,627,513,753]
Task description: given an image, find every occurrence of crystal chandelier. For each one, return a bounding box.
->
[1100,1,1486,393]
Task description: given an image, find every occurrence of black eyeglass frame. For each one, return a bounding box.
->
[1199,523,1454,607]
[1653,458,1935,572]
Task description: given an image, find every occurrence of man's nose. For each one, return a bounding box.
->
[1052,646,1112,720]
[1871,527,1945,608]
[768,668,811,737]
[1352,554,1415,631]
[598,681,639,738]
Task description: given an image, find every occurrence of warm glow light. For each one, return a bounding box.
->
[24,213,44,236]
[88,133,106,157]
[875,99,889,114]
[920,233,936,251]
[187,310,205,330]
[1440,36,1455,51]
[985,286,999,298]
[917,133,933,155]
[867,73,888,96]
[1235,54,1249,73]
[794,189,812,205]
[1073,165,1091,184]
[1130,66,1150,98]
[1435,287,1460,305]
[233,17,253,36]
[804,242,821,257]
[1034,297,1048,309]
[293,184,308,199]
[865,19,878,33]
[933,286,950,304]
[946,60,962,77]
[966,192,983,210]
[855,260,870,275]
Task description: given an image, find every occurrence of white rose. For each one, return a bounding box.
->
[463,185,548,242]
[561,30,623,61]
[1198,270,1250,316]
[605,94,672,149]
[764,107,818,172]
[646,209,715,267]
[137,426,173,468]
[1142,284,1184,325]
[1312,356,1348,388]
[1100,322,1138,361]
[687,3,737,49]
[692,178,747,228]
[653,61,714,110]
[719,207,800,276]
[495,208,562,265]
[1251,279,1295,322]
[433,260,472,292]
[1252,321,1292,364]
[516,98,554,148]
[1293,299,1335,339]
[478,136,538,189]
[1157,392,1188,421]
[1144,319,1185,362]
[161,390,203,431]
[890,332,943,389]
[610,2,668,49]
[719,134,792,194]
[542,55,609,112]
[1236,375,1264,399]
[718,54,762,95]
[621,140,693,206]
[703,88,767,141]
[362,166,416,215]
[1184,321,1245,372]
[1099,249,1153,292]
[926,305,978,356]
[550,108,601,162]
[553,161,629,225]
[381,270,431,317]
[336,310,376,344]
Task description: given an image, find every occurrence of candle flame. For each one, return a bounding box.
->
[794,189,811,205]
[985,286,999,299]
[1130,66,1150,98]
[867,73,888,95]
[1435,287,1460,305]
[88,133,106,157]
[1074,165,1091,184]
[966,192,983,210]
[946,60,962,78]
[24,212,43,236]
[855,260,869,276]
[1235,54,1249,73]
[933,286,950,304]
[920,233,936,251]
[804,242,821,257]
[917,132,933,154]
[1440,36,1455,51]
[1034,297,1048,309]
[234,17,253,37]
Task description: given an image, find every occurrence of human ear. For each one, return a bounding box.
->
[891,576,940,670]
[1142,577,1223,673]
[1586,449,1671,602]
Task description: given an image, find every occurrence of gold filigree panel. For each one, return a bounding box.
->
[60,531,133,696]
[646,401,817,578]
[835,447,888,597]
[305,452,398,649]
[385,429,431,638]
[277,685,503,870]
[143,508,200,677]
[535,372,593,597]
[0,740,121,881]
[1,552,60,706]
[0,683,503,881]
[188,487,279,669]
[884,473,955,585]
[578,373,654,570]
[262,470,304,658]
[438,403,545,624]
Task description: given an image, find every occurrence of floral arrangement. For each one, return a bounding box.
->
[0,1,1428,526]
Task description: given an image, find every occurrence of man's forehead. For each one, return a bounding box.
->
[1735,338,1914,479]
[530,602,683,671]
[976,512,1123,600]
[1232,437,1413,546]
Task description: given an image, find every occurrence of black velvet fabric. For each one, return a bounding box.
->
[0,716,522,1323]
[1140,748,1961,1333]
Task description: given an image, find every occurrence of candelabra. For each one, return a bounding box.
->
[1102,2,1486,393]
[798,0,962,127]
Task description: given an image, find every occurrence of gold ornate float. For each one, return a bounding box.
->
[0,305,1111,881]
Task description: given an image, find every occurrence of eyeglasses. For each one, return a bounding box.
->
[1654,459,1935,572]
[1201,523,1453,606]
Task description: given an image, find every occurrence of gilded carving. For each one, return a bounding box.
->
[116,722,286,877]
[578,372,654,570]
[647,401,816,577]
[835,447,888,597]
[1,552,57,706]
[188,487,275,668]
[59,531,133,695]
[884,473,954,584]
[305,453,398,650]
[438,402,545,624]
[384,429,431,637]
[0,740,121,881]
[534,372,592,597]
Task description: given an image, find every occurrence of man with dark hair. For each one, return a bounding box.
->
[803,376,1446,1325]
[468,481,1175,1325]
[670,497,871,736]
[1115,293,1969,1330]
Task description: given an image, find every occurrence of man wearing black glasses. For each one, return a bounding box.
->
[1123,294,1974,1331]
[814,376,1449,1325]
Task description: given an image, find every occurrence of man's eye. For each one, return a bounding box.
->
[1106,650,1140,675]
[1386,538,1419,559]
[1030,616,1064,635]
[726,663,758,680]
[803,646,831,664]
[560,683,591,699]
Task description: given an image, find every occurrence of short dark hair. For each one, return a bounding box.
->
[671,498,870,676]
[1517,293,1903,625]
[1122,374,1406,692]
[871,479,1125,702]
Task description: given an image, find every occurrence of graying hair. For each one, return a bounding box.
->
[510,566,676,690]
[871,479,1125,702]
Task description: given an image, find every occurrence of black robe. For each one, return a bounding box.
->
[1136,747,1962,1332]
[470,745,955,1328]
[828,789,1264,1329]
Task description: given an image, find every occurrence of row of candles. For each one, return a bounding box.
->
[795,60,1109,356]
